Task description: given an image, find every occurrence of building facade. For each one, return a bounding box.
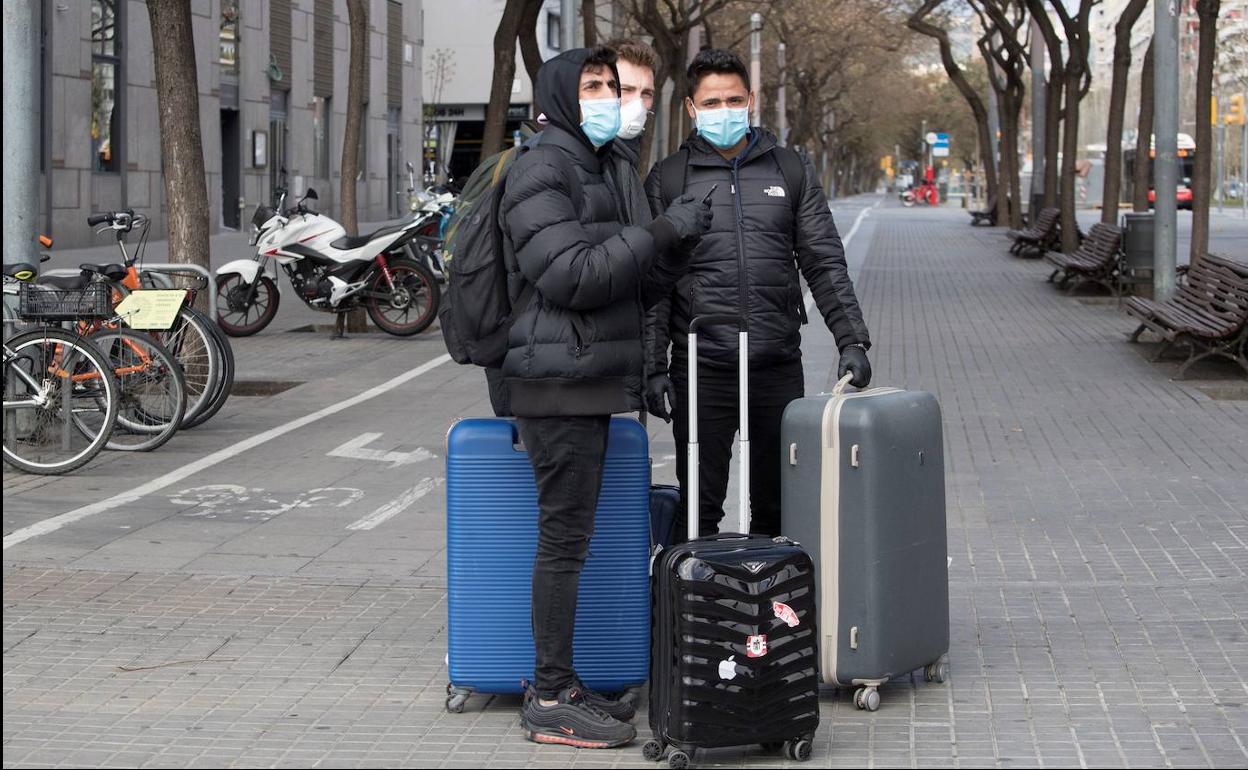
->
[40,0,424,249]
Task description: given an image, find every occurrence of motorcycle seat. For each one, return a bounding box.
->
[330,222,411,251]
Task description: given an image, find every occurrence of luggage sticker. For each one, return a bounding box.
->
[718,655,738,681]
[746,634,768,658]
[773,601,800,628]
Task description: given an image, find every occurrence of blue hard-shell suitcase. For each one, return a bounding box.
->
[445,416,651,712]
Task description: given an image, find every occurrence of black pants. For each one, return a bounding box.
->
[671,358,804,538]
[515,415,611,699]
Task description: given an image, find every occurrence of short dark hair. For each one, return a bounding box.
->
[582,45,621,96]
[687,48,750,97]
[607,38,660,74]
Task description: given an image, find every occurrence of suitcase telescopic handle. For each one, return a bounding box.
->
[686,314,751,542]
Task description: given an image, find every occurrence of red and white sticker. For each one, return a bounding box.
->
[746,634,768,658]
[773,601,800,628]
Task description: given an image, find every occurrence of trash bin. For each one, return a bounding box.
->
[1121,212,1154,296]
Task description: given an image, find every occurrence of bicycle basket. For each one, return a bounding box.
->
[18,283,113,321]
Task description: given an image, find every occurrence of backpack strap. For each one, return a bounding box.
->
[773,145,807,214]
[659,148,691,208]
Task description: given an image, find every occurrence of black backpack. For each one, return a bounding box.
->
[438,133,581,368]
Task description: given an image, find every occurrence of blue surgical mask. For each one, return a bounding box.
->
[579,97,622,148]
[695,106,750,149]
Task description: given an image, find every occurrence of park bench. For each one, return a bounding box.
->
[1124,252,1248,378]
[1006,207,1060,257]
[1044,222,1124,295]
[969,194,997,226]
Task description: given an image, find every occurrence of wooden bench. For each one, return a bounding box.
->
[1006,207,1060,257]
[1044,222,1124,295]
[969,194,997,226]
[1124,252,1248,377]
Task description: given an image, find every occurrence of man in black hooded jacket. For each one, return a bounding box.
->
[644,48,872,539]
[499,46,711,749]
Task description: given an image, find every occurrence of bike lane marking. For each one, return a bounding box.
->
[3,353,453,550]
[345,477,441,531]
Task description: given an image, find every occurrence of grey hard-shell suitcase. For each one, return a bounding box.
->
[779,376,950,712]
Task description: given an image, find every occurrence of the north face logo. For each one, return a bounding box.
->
[743,561,768,574]
[764,186,786,198]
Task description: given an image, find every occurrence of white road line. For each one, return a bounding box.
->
[4,353,454,550]
[346,477,439,531]
[327,432,435,466]
[805,200,874,313]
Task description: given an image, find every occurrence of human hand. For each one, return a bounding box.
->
[644,374,676,422]
[837,344,871,388]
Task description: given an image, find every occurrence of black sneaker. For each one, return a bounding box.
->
[520,686,637,749]
[522,680,637,723]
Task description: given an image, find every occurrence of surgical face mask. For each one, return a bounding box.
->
[695,106,750,149]
[616,98,648,141]
[579,97,622,147]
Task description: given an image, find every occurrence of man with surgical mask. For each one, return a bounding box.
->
[497,46,711,749]
[643,48,872,540]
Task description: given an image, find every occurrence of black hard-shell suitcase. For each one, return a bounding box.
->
[644,315,820,768]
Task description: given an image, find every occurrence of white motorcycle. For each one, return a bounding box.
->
[215,184,439,337]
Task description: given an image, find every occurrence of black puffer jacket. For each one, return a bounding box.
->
[644,130,870,374]
[500,49,681,417]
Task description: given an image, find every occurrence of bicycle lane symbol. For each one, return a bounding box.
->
[169,484,364,522]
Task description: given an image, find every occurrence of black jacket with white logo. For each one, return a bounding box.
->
[644,129,870,374]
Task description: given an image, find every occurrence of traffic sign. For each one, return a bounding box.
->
[925,131,938,145]
[932,132,950,157]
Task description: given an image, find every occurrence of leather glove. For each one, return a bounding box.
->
[659,194,713,242]
[644,374,676,423]
[838,344,872,388]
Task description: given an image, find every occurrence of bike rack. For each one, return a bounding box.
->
[41,263,217,320]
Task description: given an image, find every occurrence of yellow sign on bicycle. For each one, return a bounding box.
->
[115,290,187,330]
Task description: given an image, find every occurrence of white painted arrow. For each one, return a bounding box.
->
[327,432,435,467]
[346,477,441,531]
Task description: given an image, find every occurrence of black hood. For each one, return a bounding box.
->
[536,48,620,154]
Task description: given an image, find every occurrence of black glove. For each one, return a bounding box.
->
[660,194,713,242]
[644,374,676,422]
[838,344,872,388]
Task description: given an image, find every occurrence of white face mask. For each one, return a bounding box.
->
[616,98,648,141]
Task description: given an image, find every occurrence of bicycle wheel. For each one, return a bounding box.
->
[149,306,220,427]
[3,326,118,475]
[180,310,234,429]
[88,329,186,452]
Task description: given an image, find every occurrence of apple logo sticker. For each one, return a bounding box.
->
[718,655,738,681]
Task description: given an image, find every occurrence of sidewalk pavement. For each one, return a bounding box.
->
[4,199,1247,768]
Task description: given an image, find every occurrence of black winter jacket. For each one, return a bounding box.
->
[499,49,683,416]
[644,130,870,374]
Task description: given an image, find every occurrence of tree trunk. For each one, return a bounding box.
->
[1190,0,1220,266]
[341,0,369,332]
[1001,93,1024,229]
[481,0,527,161]
[905,8,998,218]
[581,0,598,46]
[145,0,210,309]
[1060,67,1083,252]
[518,0,543,116]
[1102,0,1149,223]
[1132,40,1155,212]
[1042,75,1063,208]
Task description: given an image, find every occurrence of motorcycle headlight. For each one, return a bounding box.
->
[248,225,260,246]
[410,200,420,212]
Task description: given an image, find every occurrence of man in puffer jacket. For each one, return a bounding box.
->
[500,46,712,749]
[643,48,872,539]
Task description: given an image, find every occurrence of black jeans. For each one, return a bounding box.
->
[515,415,612,699]
[671,358,804,538]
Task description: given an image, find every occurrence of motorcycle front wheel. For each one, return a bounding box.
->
[217,273,280,337]
[902,196,916,208]
[365,258,440,336]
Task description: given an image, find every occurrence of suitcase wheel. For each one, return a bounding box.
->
[854,686,881,712]
[784,739,813,762]
[641,739,665,762]
[666,749,690,769]
[444,687,471,713]
[924,660,949,684]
